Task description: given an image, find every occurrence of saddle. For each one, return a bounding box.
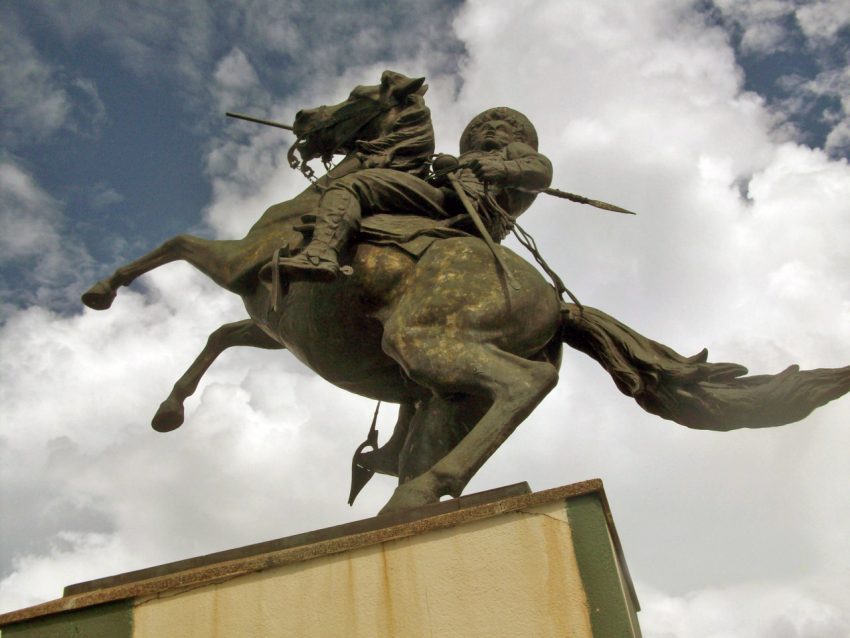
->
[355,213,472,259]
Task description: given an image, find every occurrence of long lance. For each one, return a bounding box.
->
[227,113,638,216]
[540,187,636,215]
[226,111,294,131]
[431,162,637,217]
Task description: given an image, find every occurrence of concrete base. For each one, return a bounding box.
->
[0,480,640,637]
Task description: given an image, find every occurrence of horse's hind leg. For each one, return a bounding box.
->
[397,395,487,483]
[358,397,470,481]
[380,330,558,513]
[152,319,283,432]
[82,235,246,310]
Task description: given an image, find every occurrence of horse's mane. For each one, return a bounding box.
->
[356,94,435,178]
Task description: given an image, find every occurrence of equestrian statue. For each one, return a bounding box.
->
[82,71,850,514]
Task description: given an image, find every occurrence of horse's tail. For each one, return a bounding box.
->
[559,302,850,430]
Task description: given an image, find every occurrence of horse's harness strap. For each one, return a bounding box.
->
[288,99,394,183]
[270,246,282,312]
[512,221,582,309]
[446,172,521,292]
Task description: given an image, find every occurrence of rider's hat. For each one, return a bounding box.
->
[459,107,539,153]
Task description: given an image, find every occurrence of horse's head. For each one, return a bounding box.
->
[289,71,430,177]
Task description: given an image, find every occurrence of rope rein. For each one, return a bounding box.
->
[512,222,582,309]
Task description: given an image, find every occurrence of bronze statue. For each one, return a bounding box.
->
[82,71,850,514]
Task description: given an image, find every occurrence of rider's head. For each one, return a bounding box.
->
[460,107,538,153]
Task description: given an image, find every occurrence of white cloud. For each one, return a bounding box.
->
[0,533,130,613]
[0,19,72,146]
[0,157,95,312]
[213,47,262,97]
[711,0,850,159]
[88,182,125,210]
[812,66,850,156]
[40,1,216,91]
[66,79,108,139]
[713,0,798,54]
[27,0,464,129]
[796,0,850,43]
[825,118,850,155]
[775,64,850,157]
[0,14,107,148]
[639,582,850,637]
[0,160,62,260]
[2,3,850,635]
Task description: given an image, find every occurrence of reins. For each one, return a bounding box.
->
[287,100,393,183]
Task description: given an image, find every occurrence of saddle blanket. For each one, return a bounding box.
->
[359,213,471,259]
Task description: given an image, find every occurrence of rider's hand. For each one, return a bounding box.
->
[468,158,508,184]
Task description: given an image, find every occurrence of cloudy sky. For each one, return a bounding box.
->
[2,1,850,635]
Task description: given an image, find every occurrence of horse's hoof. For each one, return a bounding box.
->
[378,477,439,516]
[152,399,184,432]
[81,281,116,310]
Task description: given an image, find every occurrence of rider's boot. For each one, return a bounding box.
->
[274,188,361,281]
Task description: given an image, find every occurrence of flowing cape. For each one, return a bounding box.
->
[560,303,850,430]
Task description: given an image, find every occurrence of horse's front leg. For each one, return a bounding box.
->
[82,235,246,310]
[379,328,558,514]
[152,319,284,432]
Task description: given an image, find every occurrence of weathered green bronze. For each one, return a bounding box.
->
[82,71,850,514]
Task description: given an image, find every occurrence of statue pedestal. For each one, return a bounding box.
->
[0,480,641,637]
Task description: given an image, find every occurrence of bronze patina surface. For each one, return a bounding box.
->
[82,71,850,514]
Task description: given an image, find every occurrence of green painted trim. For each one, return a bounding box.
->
[1,600,132,638]
[566,494,641,637]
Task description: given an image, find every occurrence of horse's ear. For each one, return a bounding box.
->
[415,83,428,96]
[393,76,425,101]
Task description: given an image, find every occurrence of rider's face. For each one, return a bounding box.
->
[470,120,516,151]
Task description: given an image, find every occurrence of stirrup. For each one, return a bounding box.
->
[348,403,381,505]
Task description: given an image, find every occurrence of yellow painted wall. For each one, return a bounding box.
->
[133,502,593,638]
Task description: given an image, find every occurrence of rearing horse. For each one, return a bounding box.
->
[82,71,850,514]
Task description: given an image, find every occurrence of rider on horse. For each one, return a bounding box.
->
[274,107,553,280]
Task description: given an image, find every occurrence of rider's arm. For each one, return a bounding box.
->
[466,143,553,191]
[501,142,553,192]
